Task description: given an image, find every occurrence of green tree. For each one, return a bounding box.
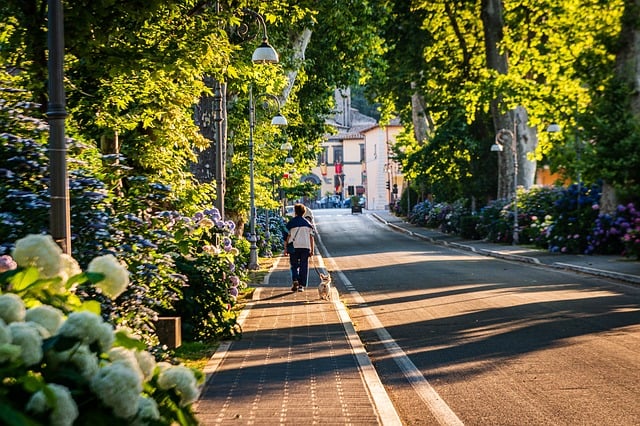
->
[367,0,626,206]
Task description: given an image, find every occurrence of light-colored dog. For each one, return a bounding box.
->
[318,273,332,300]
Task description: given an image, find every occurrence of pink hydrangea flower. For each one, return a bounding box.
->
[0,255,17,273]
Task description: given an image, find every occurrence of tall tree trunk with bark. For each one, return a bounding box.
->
[193,76,226,218]
[481,0,538,200]
[411,82,431,145]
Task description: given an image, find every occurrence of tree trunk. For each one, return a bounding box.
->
[283,28,312,102]
[481,0,537,199]
[514,106,538,191]
[100,132,123,196]
[193,76,226,218]
[410,82,431,145]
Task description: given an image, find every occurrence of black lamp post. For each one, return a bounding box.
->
[47,0,71,254]
[248,91,287,270]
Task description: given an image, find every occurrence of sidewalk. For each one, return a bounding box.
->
[371,210,640,285]
[194,255,402,425]
[194,210,639,426]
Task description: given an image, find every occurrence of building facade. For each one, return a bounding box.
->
[306,88,404,210]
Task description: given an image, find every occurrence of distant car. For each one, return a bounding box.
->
[285,205,295,217]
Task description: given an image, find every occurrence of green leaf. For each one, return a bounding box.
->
[0,403,40,426]
[9,267,40,291]
[113,329,146,351]
[78,300,102,315]
[65,272,89,289]
[83,272,106,284]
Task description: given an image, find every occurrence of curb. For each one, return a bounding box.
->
[372,213,638,285]
[550,262,640,285]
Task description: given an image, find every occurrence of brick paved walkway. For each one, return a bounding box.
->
[194,257,399,425]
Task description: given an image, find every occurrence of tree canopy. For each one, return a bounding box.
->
[0,0,637,226]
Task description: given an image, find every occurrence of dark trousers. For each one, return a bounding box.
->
[289,248,311,287]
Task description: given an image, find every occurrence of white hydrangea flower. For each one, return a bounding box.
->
[59,253,82,287]
[25,305,65,336]
[87,254,130,299]
[26,383,79,426]
[134,349,156,381]
[157,365,199,406]
[47,343,99,381]
[0,293,26,324]
[11,234,63,278]
[8,322,43,366]
[27,320,51,339]
[131,395,160,426]
[57,311,114,353]
[90,360,144,419]
[108,347,144,381]
[198,218,214,228]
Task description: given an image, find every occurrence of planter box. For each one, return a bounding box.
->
[351,205,363,214]
[156,317,182,348]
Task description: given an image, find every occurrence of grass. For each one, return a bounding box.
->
[174,256,277,370]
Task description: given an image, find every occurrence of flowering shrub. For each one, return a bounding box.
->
[517,186,561,246]
[476,198,512,243]
[255,210,288,257]
[546,183,601,254]
[0,234,202,425]
[408,200,432,226]
[623,228,640,259]
[425,202,453,230]
[587,203,640,258]
[0,96,111,253]
[159,208,247,341]
[244,209,288,258]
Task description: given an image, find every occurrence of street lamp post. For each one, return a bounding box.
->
[48,0,71,254]
[264,147,294,244]
[492,128,519,245]
[248,90,287,270]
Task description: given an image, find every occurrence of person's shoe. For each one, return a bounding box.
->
[291,281,299,292]
[297,286,305,292]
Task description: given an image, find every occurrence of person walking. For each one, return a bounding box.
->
[283,203,314,292]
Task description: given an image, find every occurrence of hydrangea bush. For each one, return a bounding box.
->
[545,183,602,254]
[156,208,248,341]
[400,182,638,259]
[476,198,512,243]
[587,203,640,258]
[0,234,202,425]
[407,200,433,227]
[1,85,247,347]
[244,209,288,259]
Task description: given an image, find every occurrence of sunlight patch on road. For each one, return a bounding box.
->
[332,252,482,271]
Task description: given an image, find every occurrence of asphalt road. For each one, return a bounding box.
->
[314,209,640,426]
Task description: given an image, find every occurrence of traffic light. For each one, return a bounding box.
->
[392,184,398,194]
[386,181,390,190]
[348,185,355,196]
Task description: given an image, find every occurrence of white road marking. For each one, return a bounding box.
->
[315,228,465,426]
[313,235,403,425]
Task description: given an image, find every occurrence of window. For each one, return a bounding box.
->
[332,146,343,165]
